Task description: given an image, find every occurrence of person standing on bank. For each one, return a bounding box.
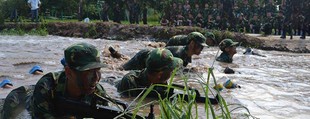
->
[28,0,41,22]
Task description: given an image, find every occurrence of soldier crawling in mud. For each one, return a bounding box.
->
[117,48,183,96]
[116,48,219,104]
[166,31,217,46]
[121,32,208,70]
[1,43,127,118]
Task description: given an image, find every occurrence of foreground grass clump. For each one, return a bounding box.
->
[118,68,257,119]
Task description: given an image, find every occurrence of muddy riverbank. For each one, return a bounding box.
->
[1,22,309,53]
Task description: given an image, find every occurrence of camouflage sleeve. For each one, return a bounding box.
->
[1,85,35,119]
[166,35,188,46]
[32,73,56,119]
[216,53,232,63]
[94,84,109,106]
[122,49,151,70]
[116,71,139,96]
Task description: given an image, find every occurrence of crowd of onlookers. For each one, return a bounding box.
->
[160,0,309,38]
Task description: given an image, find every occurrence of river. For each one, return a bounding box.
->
[0,35,309,119]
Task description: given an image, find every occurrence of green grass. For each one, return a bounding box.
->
[119,68,257,119]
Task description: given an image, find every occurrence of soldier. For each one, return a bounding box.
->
[299,1,309,39]
[113,3,121,23]
[262,12,274,35]
[250,14,261,34]
[214,15,225,30]
[132,1,140,24]
[274,11,285,35]
[195,12,204,27]
[117,47,218,105]
[116,48,183,96]
[192,3,200,17]
[280,0,293,39]
[207,14,215,29]
[216,39,239,63]
[1,85,34,118]
[184,13,194,26]
[122,32,208,70]
[204,32,217,46]
[160,17,169,26]
[236,13,249,33]
[176,13,184,26]
[101,1,109,22]
[203,3,211,20]
[1,43,122,118]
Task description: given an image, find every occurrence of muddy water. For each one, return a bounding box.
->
[0,35,310,119]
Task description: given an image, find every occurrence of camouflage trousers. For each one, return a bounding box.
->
[1,85,35,119]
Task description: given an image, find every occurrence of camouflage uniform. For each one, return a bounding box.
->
[122,49,151,70]
[31,71,108,118]
[166,32,207,46]
[216,39,239,63]
[250,15,261,34]
[1,85,35,119]
[167,32,208,65]
[262,15,274,35]
[116,48,183,96]
[123,32,207,70]
[166,46,191,67]
[274,12,285,35]
[2,43,109,118]
[204,32,217,46]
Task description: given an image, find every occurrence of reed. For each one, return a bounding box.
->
[122,67,257,119]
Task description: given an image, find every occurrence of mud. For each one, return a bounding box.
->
[1,22,310,53]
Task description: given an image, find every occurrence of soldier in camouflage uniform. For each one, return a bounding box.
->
[116,48,183,96]
[204,32,217,46]
[280,0,293,39]
[236,13,249,33]
[2,43,112,118]
[262,12,274,35]
[166,32,215,46]
[122,32,208,70]
[250,14,261,34]
[216,39,239,63]
[1,85,35,119]
[274,11,285,35]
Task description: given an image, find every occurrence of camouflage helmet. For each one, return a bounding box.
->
[205,32,216,43]
[65,42,107,71]
[146,48,183,71]
[187,32,208,47]
[219,39,239,51]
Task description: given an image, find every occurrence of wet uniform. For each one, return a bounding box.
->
[2,71,108,118]
[116,69,151,96]
[166,46,191,67]
[166,35,189,46]
[216,52,233,63]
[1,85,34,119]
[122,46,190,71]
[122,49,151,70]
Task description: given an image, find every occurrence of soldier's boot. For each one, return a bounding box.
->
[290,31,293,39]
